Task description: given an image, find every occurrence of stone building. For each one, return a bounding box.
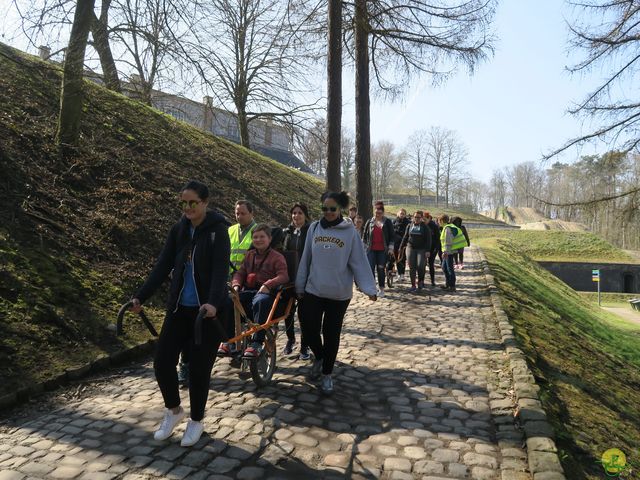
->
[36,46,312,173]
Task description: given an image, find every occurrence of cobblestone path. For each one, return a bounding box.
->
[0,247,531,479]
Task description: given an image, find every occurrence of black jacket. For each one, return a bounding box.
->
[135,211,231,310]
[392,216,410,244]
[282,222,309,259]
[362,216,394,250]
[426,220,441,253]
[400,222,432,251]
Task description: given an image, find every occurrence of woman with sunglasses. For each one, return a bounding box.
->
[130,180,230,447]
[295,191,377,395]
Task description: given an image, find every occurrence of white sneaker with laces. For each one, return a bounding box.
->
[181,419,204,447]
[378,288,385,298]
[154,407,185,441]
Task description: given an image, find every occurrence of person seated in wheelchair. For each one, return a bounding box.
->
[231,223,289,358]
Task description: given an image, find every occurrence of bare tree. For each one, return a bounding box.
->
[489,170,506,209]
[90,0,120,92]
[57,0,95,150]
[348,0,495,218]
[294,117,327,174]
[341,129,356,191]
[441,131,467,207]
[325,0,342,191]
[405,128,429,202]
[371,140,401,199]
[192,0,321,148]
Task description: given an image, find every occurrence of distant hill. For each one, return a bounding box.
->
[0,42,323,396]
[481,207,588,232]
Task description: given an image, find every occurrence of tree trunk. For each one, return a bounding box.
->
[325,0,342,191]
[57,0,96,151]
[91,8,121,93]
[237,110,250,148]
[354,0,371,220]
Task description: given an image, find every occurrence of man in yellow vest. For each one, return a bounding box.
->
[438,214,468,292]
[219,200,257,356]
[229,200,257,275]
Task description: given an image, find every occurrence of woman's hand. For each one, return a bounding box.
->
[200,304,217,318]
[233,285,240,292]
[131,298,142,313]
[368,295,377,301]
[258,285,270,294]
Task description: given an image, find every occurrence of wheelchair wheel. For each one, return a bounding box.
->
[250,328,276,387]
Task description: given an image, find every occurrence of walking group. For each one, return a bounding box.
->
[351,203,470,295]
[129,181,377,447]
[128,181,469,447]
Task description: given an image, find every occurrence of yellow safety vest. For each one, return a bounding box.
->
[229,222,256,274]
[440,224,468,252]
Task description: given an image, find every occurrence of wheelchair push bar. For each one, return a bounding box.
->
[116,301,159,337]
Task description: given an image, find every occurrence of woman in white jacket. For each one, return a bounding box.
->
[295,191,377,395]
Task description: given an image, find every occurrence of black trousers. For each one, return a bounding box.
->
[284,303,308,349]
[428,249,438,284]
[299,293,350,375]
[154,305,223,421]
[393,240,406,276]
[454,247,465,265]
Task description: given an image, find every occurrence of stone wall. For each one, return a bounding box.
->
[537,261,640,293]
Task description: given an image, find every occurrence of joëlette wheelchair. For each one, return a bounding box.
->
[117,249,299,387]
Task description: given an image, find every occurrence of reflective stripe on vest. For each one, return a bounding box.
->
[229,223,256,271]
[440,224,468,251]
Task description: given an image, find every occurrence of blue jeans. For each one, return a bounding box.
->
[367,249,387,289]
[239,290,275,343]
[442,254,456,288]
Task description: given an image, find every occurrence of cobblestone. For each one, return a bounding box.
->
[0,247,553,479]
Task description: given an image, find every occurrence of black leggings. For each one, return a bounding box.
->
[299,293,350,375]
[154,305,224,421]
[284,304,307,349]
[428,249,438,284]
[454,248,465,265]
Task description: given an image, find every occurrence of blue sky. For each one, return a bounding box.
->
[342,0,608,182]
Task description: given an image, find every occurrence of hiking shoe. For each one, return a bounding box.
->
[299,346,311,361]
[217,343,232,356]
[154,407,185,441]
[282,339,297,355]
[180,419,204,447]
[320,374,334,395]
[309,358,323,380]
[243,342,263,358]
[177,362,189,387]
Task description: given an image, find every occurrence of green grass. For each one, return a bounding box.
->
[384,203,507,225]
[477,236,640,479]
[0,42,323,396]
[473,230,637,263]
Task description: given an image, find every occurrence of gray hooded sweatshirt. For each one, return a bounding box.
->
[295,219,377,301]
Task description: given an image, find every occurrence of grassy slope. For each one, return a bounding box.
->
[0,43,323,397]
[384,203,508,225]
[473,229,637,264]
[477,236,640,479]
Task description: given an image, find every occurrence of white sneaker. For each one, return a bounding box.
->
[181,419,204,447]
[398,274,404,282]
[378,288,385,298]
[154,407,185,441]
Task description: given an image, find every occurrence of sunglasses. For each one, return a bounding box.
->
[179,200,201,209]
[321,206,338,212]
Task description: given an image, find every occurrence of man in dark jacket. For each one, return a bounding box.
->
[392,209,410,281]
[425,212,441,286]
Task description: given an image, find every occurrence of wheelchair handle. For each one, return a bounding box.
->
[116,301,159,337]
[194,308,229,346]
